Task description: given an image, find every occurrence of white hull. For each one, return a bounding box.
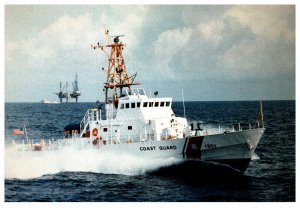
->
[47,128,263,173]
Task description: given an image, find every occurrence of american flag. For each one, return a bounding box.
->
[12,128,24,135]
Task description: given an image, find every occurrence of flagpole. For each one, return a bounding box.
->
[260,99,264,128]
[24,124,28,144]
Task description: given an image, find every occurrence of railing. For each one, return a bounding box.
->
[185,121,265,137]
[12,131,156,151]
[79,109,101,137]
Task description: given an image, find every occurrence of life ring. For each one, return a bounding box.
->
[92,128,98,136]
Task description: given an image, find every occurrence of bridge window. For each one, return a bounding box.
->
[137,102,141,108]
[166,102,170,107]
[131,103,135,108]
[155,102,159,107]
[121,89,128,97]
[103,128,107,132]
[120,103,124,109]
[149,102,153,107]
[125,103,130,108]
[132,89,139,95]
[128,89,134,96]
[128,126,132,130]
[143,102,148,107]
[160,102,165,107]
[138,89,145,95]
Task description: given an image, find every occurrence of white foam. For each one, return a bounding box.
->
[251,153,260,160]
[5,145,182,179]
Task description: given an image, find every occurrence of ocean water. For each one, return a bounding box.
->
[4,101,295,202]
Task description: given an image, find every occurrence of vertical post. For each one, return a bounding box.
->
[23,124,28,144]
[249,124,251,130]
[260,99,264,128]
[111,104,113,145]
[219,125,221,133]
[182,88,186,118]
[238,123,241,131]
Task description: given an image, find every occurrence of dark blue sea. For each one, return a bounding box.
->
[4,101,295,202]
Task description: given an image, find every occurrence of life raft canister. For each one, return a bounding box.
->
[92,128,98,136]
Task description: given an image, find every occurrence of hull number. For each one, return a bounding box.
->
[204,144,217,149]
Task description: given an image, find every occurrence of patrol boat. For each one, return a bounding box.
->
[65,30,265,174]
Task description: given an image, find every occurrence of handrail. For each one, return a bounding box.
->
[79,109,102,138]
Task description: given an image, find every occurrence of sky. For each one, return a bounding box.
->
[5,5,295,102]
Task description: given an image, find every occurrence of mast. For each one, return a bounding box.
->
[91,30,140,103]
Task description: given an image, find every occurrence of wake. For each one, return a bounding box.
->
[5,145,182,179]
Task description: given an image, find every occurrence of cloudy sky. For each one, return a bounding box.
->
[5,5,295,102]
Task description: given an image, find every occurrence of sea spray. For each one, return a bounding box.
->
[5,145,183,179]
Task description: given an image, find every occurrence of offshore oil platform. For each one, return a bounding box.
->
[55,73,81,103]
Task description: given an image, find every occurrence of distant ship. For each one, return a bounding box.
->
[41,98,59,104]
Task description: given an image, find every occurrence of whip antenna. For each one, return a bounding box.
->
[182,88,186,118]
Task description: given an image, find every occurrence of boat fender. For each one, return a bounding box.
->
[92,137,100,145]
[92,128,98,136]
[127,139,133,143]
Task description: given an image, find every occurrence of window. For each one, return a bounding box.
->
[155,102,159,107]
[128,126,132,130]
[121,89,128,97]
[125,103,130,108]
[137,102,141,108]
[166,102,170,107]
[138,89,145,95]
[160,102,165,107]
[103,128,107,132]
[143,102,148,107]
[128,89,134,95]
[149,102,153,107]
[131,103,135,108]
[120,103,124,109]
[133,89,139,95]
